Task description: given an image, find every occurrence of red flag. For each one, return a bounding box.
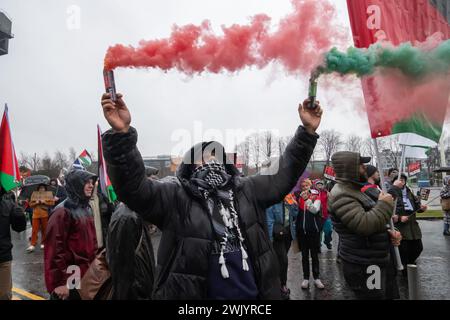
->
[0,105,20,191]
[97,125,117,203]
[346,0,450,141]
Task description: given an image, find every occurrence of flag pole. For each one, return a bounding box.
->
[373,138,404,271]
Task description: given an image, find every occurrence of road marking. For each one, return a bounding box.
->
[12,287,46,300]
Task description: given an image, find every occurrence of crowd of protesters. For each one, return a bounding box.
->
[0,90,447,301]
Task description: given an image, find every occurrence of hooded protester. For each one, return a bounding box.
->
[389,174,427,274]
[266,193,298,299]
[100,92,322,300]
[44,170,98,300]
[296,179,324,290]
[0,188,26,300]
[106,166,159,300]
[27,184,55,253]
[441,176,450,236]
[328,152,401,300]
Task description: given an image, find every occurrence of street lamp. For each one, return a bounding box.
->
[0,11,13,56]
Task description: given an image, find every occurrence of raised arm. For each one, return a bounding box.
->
[244,99,322,209]
[330,193,394,237]
[100,93,177,227]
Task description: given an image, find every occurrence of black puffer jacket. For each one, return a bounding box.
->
[103,125,317,300]
[107,203,155,300]
[0,191,26,264]
[329,152,393,266]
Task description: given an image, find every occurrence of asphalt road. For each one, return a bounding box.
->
[10,219,450,300]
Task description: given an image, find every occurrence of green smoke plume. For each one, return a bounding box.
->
[318,39,450,78]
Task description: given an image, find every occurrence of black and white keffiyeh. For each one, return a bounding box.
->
[190,161,249,279]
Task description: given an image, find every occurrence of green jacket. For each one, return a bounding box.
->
[329,152,393,237]
[329,184,393,236]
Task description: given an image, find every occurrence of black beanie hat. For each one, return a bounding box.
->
[366,165,378,179]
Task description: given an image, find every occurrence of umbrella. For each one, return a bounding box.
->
[23,175,50,186]
[19,175,52,200]
[433,167,450,173]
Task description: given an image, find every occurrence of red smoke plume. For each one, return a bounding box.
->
[104,0,347,74]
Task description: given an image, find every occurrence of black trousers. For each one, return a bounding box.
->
[273,228,292,286]
[399,239,423,266]
[342,257,399,300]
[298,232,320,280]
[399,239,423,269]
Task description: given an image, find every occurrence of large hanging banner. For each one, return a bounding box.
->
[346,0,450,142]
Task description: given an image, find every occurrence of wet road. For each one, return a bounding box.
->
[10,219,450,300]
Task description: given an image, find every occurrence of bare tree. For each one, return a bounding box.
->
[19,152,33,168]
[249,133,261,172]
[30,153,41,172]
[41,153,53,171]
[319,130,343,165]
[260,131,276,164]
[68,147,77,163]
[443,132,450,154]
[345,135,363,153]
[53,150,69,171]
[278,136,292,156]
[380,135,402,169]
[362,138,376,165]
[236,137,251,175]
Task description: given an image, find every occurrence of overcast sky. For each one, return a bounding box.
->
[0,0,414,159]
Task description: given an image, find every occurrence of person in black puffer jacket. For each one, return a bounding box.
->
[328,152,401,300]
[106,166,158,300]
[100,92,322,300]
[0,188,26,300]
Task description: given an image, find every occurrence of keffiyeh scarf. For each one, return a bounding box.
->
[190,161,249,279]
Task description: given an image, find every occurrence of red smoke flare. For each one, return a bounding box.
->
[104,0,348,74]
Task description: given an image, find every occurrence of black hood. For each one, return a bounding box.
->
[65,170,98,207]
[176,141,239,181]
[331,151,364,187]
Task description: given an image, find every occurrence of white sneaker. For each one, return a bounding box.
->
[301,280,310,289]
[314,279,325,289]
[26,245,35,253]
[40,244,44,249]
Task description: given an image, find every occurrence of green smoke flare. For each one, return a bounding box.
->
[318,39,450,78]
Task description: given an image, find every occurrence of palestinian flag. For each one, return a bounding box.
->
[0,105,20,191]
[347,0,450,143]
[78,149,92,167]
[72,149,93,170]
[97,125,117,203]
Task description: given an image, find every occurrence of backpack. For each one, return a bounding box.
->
[77,248,113,300]
[442,198,450,211]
